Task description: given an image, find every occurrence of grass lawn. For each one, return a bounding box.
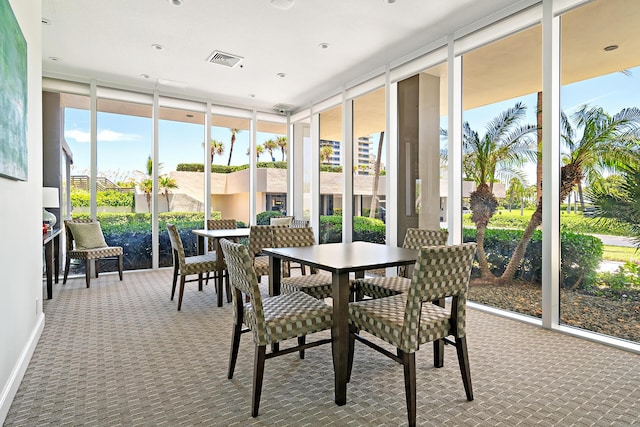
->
[602,245,640,263]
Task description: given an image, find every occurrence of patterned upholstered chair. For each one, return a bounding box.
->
[206,219,237,251]
[248,225,286,282]
[63,219,123,288]
[348,243,477,427]
[166,223,218,311]
[272,227,333,300]
[220,238,332,418]
[290,219,310,228]
[355,229,448,300]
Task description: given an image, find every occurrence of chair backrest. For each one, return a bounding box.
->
[290,219,310,228]
[399,228,449,277]
[219,238,267,343]
[64,218,98,251]
[207,219,237,251]
[247,225,287,260]
[166,223,186,268]
[402,243,477,351]
[272,226,315,248]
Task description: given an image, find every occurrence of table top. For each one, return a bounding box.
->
[192,228,250,239]
[43,227,62,244]
[263,241,418,274]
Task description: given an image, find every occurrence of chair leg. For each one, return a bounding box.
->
[63,258,71,284]
[225,274,232,304]
[85,259,91,288]
[347,325,356,383]
[297,336,305,359]
[252,345,267,418]
[118,255,123,281]
[177,276,186,311]
[198,273,203,291]
[171,264,179,300]
[400,350,417,427]
[455,336,474,401]
[228,321,242,379]
[433,339,444,368]
[94,259,99,278]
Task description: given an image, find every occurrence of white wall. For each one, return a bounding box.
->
[0,0,43,422]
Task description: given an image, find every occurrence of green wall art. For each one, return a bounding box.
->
[0,0,28,181]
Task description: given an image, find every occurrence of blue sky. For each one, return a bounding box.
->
[65,66,640,183]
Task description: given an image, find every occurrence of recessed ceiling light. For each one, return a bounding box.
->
[277,73,286,78]
[318,43,329,49]
[385,0,396,3]
[140,74,150,79]
[48,57,61,61]
[249,94,256,98]
[152,44,165,51]
[41,18,51,25]
[270,0,294,10]
[168,0,183,5]
[604,45,618,52]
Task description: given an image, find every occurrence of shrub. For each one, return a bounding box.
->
[256,210,284,225]
[462,228,603,289]
[319,215,385,244]
[71,189,135,208]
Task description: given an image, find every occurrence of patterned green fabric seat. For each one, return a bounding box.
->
[273,227,333,299]
[63,219,123,288]
[355,228,448,300]
[167,223,219,311]
[348,243,477,427]
[220,238,332,418]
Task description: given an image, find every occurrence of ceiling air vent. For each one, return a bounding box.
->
[206,50,244,68]
[273,103,294,114]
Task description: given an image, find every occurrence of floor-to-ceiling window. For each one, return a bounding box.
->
[352,87,386,243]
[559,0,640,344]
[319,105,343,243]
[256,120,288,222]
[158,101,206,267]
[461,23,542,316]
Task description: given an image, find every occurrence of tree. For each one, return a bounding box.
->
[499,105,640,284]
[159,175,178,212]
[246,144,264,161]
[276,136,288,161]
[587,166,640,248]
[462,102,537,278]
[202,139,224,164]
[320,145,334,164]
[369,132,385,219]
[263,139,278,161]
[139,178,153,212]
[226,128,240,166]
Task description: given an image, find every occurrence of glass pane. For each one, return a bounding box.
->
[352,87,386,244]
[158,105,206,267]
[63,94,91,217]
[462,24,541,316]
[256,120,288,224]
[560,0,640,344]
[319,105,343,243]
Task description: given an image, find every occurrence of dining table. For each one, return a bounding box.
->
[262,241,418,406]
[192,228,250,307]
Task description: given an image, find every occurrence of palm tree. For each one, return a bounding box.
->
[499,105,640,284]
[202,139,224,164]
[226,128,240,166]
[139,178,153,212]
[369,132,385,219]
[159,175,178,212]
[587,166,640,248]
[275,136,288,161]
[462,102,537,278]
[263,139,278,162]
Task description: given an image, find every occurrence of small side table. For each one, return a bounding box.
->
[43,228,62,300]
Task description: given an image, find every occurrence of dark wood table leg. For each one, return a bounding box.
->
[53,232,60,284]
[197,235,205,255]
[332,271,350,406]
[44,239,53,299]
[216,238,224,307]
[269,256,282,353]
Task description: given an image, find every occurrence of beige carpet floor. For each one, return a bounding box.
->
[4,269,639,426]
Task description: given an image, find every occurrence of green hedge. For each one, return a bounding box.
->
[320,215,386,244]
[462,228,603,289]
[177,161,288,173]
[71,189,134,208]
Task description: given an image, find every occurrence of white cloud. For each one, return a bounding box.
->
[64,129,141,143]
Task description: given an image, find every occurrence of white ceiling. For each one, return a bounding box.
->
[41,0,522,114]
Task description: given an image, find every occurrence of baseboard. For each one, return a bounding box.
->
[0,313,45,424]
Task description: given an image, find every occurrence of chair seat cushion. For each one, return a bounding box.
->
[349,294,451,353]
[67,246,123,260]
[182,254,217,275]
[281,272,333,299]
[244,291,333,346]
[355,276,411,299]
